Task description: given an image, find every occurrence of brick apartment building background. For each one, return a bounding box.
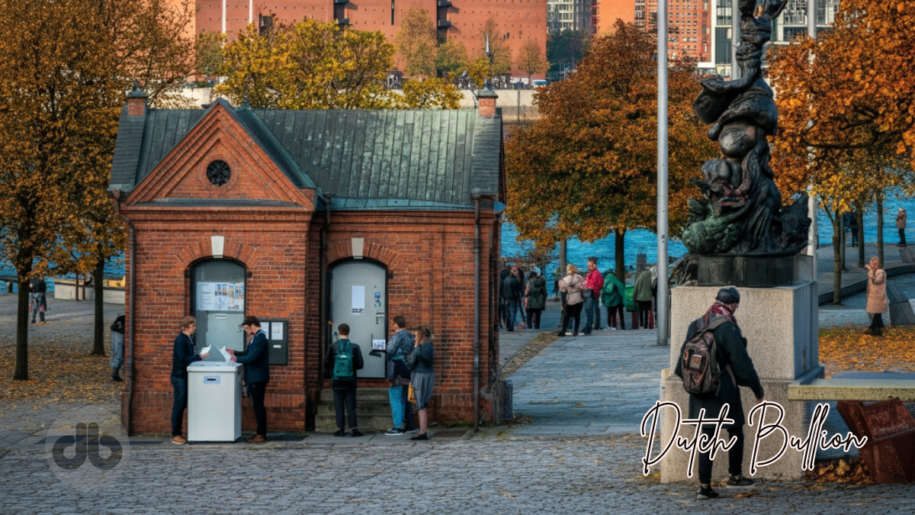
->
[596,0,711,63]
[185,1,547,78]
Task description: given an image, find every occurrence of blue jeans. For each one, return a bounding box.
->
[389,385,405,429]
[505,300,520,330]
[582,297,595,333]
[170,376,188,437]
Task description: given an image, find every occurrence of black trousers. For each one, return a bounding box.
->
[526,308,542,329]
[333,389,358,430]
[637,301,652,328]
[249,382,268,436]
[698,425,745,485]
[606,304,625,330]
[900,228,907,246]
[560,303,583,334]
[869,312,885,331]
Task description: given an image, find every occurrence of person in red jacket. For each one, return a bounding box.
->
[581,257,605,335]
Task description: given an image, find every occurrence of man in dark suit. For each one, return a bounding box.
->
[171,316,210,445]
[227,316,270,443]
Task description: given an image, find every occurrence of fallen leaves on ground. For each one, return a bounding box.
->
[501,331,558,379]
[0,333,120,404]
[804,458,872,485]
[819,327,915,377]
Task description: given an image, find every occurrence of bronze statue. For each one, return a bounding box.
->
[682,0,811,256]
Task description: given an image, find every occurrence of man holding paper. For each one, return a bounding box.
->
[227,316,270,443]
[171,316,210,445]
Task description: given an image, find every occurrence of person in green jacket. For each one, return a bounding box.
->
[524,268,547,329]
[633,268,653,329]
[601,270,626,330]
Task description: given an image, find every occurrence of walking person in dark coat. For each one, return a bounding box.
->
[324,323,365,437]
[673,288,765,501]
[29,274,47,324]
[170,316,210,445]
[227,316,270,443]
[501,266,523,331]
[524,268,547,330]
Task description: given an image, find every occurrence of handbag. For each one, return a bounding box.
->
[408,384,416,403]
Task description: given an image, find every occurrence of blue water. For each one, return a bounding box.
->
[2,194,913,290]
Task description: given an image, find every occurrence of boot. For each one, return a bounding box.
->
[112,371,123,382]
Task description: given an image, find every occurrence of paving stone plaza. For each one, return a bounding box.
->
[2,296,915,513]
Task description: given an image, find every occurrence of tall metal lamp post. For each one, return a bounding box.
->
[657,0,670,346]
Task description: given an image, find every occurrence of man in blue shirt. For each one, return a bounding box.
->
[227,316,270,443]
[171,316,210,445]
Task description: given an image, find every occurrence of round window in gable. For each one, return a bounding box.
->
[206,160,231,186]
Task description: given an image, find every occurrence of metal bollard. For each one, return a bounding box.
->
[837,399,915,484]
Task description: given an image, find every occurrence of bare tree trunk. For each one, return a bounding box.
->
[92,254,106,356]
[615,230,626,283]
[877,195,885,268]
[856,200,865,268]
[15,278,30,380]
[840,212,847,271]
[558,239,567,285]
[832,208,843,305]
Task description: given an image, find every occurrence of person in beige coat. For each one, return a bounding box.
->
[865,257,888,336]
[558,264,585,337]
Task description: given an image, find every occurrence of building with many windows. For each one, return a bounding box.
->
[596,0,711,64]
[711,0,840,77]
[547,0,594,33]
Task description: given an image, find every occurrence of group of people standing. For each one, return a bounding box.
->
[324,315,435,441]
[500,265,548,331]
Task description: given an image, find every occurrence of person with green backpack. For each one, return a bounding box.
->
[324,323,365,437]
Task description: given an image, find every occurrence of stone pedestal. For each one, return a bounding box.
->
[659,282,822,483]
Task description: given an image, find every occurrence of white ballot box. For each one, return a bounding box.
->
[187,361,243,442]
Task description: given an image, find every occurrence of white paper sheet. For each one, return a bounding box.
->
[372,339,386,351]
[200,346,212,355]
[218,346,231,363]
[271,322,283,340]
[352,286,365,310]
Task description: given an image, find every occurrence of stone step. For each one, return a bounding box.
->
[315,387,396,433]
[318,386,390,403]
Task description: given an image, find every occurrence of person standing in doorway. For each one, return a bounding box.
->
[897,208,907,247]
[227,316,270,443]
[558,264,585,337]
[407,326,435,441]
[865,257,888,337]
[581,257,604,334]
[634,268,653,329]
[601,270,625,330]
[29,274,47,324]
[324,323,365,437]
[674,288,764,501]
[385,315,415,436]
[170,316,209,445]
[501,266,523,332]
[524,268,547,330]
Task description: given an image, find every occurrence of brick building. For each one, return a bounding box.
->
[596,0,711,63]
[189,0,547,78]
[108,86,505,434]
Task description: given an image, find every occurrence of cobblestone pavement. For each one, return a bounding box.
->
[2,434,914,514]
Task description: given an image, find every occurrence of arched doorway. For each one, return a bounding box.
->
[330,260,387,378]
[191,259,246,356]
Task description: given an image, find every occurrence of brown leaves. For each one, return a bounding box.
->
[805,458,872,485]
[819,327,915,377]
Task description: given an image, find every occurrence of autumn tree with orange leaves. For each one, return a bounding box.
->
[506,21,715,281]
[768,0,915,303]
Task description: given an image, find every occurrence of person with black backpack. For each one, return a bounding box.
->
[324,323,365,437]
[673,287,765,501]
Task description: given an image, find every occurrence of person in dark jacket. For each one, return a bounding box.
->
[499,265,511,328]
[170,316,210,445]
[633,269,653,329]
[29,275,47,324]
[673,288,765,501]
[227,315,270,443]
[501,266,523,331]
[407,326,435,441]
[324,323,365,437]
[524,268,547,329]
[110,315,126,381]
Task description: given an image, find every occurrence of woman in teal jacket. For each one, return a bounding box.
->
[601,271,626,330]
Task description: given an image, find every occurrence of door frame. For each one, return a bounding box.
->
[328,257,390,375]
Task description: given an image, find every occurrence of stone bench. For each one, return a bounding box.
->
[788,372,915,402]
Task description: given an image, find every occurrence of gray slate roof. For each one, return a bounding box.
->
[110,99,503,209]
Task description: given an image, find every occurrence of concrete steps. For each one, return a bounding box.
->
[314,387,395,433]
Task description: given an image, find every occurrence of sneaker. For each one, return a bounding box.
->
[410,433,429,441]
[610,327,618,331]
[566,331,574,336]
[350,429,364,437]
[725,474,755,487]
[696,485,720,500]
[171,435,187,445]
[334,429,345,437]
[385,427,405,436]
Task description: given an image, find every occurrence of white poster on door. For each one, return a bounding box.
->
[352,285,365,314]
[198,282,216,311]
[198,282,244,311]
[271,322,283,340]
